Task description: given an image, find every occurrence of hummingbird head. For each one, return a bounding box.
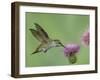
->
[53,40,65,47]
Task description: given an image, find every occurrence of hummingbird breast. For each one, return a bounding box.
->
[40,41,56,53]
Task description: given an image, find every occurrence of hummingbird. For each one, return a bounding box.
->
[29,23,64,54]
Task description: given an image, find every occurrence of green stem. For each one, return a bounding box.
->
[68,54,77,64]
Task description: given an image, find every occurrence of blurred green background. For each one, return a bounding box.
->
[25,12,89,67]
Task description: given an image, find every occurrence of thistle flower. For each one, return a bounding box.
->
[64,44,80,64]
[64,44,80,56]
[81,30,89,46]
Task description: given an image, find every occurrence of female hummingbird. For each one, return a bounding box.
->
[29,23,64,54]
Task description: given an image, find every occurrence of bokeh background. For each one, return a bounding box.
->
[25,12,89,67]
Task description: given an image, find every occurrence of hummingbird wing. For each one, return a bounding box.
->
[34,23,50,43]
[29,29,44,42]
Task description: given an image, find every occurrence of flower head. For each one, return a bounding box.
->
[64,44,80,57]
[81,30,89,46]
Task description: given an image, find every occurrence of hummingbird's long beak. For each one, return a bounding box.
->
[60,42,65,48]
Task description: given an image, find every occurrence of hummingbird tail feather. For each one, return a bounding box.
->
[31,50,42,55]
[31,51,38,54]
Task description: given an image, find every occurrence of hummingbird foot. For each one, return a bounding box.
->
[44,50,48,53]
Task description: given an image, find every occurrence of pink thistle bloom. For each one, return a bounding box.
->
[64,44,80,57]
[81,30,89,46]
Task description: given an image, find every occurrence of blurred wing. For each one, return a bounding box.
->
[34,23,50,42]
[29,29,44,42]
